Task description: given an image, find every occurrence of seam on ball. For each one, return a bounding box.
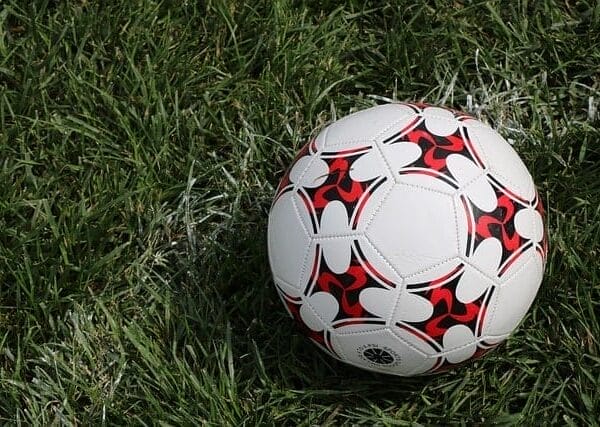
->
[361,183,394,231]
[290,190,312,237]
[304,298,331,332]
[373,113,419,141]
[481,288,500,338]
[452,195,461,257]
[288,200,313,294]
[320,139,376,149]
[464,122,531,200]
[315,125,330,153]
[499,251,536,284]
[273,274,303,296]
[373,141,396,182]
[491,168,531,202]
[403,256,460,281]
[459,254,500,284]
[336,327,430,357]
[394,181,456,197]
[313,233,363,240]
[362,235,404,283]
[482,333,509,340]
[419,113,461,124]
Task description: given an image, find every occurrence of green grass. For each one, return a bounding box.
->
[1,0,599,424]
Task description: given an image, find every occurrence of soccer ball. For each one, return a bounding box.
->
[267,103,547,376]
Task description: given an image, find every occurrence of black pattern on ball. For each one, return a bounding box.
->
[363,347,395,365]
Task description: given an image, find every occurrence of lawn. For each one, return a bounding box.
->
[1,0,599,424]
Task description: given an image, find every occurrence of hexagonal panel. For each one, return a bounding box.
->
[295,146,394,236]
[365,183,459,278]
[393,260,495,357]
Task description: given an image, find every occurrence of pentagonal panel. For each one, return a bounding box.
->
[315,103,418,150]
[297,146,393,236]
[268,192,312,289]
[395,261,495,356]
[455,175,541,273]
[464,121,535,201]
[306,237,395,329]
[331,327,432,376]
[366,184,459,277]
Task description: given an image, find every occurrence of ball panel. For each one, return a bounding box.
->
[483,249,543,336]
[307,239,391,328]
[464,122,535,201]
[382,104,482,190]
[366,184,459,277]
[331,328,431,376]
[461,176,541,275]
[316,103,418,150]
[268,192,312,289]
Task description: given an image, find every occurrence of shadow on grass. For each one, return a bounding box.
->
[173,207,444,404]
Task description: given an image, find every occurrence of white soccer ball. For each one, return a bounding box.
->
[268,103,547,376]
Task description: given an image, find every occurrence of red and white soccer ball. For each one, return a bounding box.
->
[268,103,547,376]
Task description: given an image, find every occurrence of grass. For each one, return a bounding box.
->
[0,0,599,424]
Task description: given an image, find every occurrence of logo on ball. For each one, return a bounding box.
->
[359,345,398,366]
